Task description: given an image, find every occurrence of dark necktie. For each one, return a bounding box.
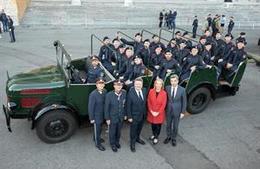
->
[138,91,143,101]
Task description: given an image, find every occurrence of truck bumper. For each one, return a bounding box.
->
[2,104,12,132]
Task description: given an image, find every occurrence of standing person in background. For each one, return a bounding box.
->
[147,78,167,145]
[171,10,177,31]
[207,14,212,30]
[192,16,198,38]
[220,15,226,34]
[228,16,235,35]
[159,11,164,28]
[0,9,8,32]
[7,15,15,43]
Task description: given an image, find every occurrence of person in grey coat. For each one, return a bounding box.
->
[164,74,187,146]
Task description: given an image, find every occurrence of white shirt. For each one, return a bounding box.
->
[171,85,178,98]
[135,89,143,100]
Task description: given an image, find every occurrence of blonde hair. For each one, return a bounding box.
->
[154,77,164,89]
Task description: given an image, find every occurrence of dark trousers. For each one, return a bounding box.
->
[159,20,163,28]
[9,29,16,42]
[130,119,144,145]
[109,121,123,146]
[166,114,180,140]
[192,26,197,38]
[228,27,233,35]
[151,123,162,138]
[2,21,8,32]
[93,123,102,146]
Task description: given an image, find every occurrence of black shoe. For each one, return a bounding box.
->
[96,144,105,151]
[130,144,136,152]
[172,139,177,147]
[111,145,118,152]
[163,137,171,144]
[100,138,105,143]
[115,143,121,149]
[137,139,146,145]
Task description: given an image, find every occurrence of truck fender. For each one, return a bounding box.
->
[31,104,74,129]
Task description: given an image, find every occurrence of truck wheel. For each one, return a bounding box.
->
[187,87,211,114]
[36,110,77,144]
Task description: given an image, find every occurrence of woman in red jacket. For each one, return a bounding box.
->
[147,78,167,144]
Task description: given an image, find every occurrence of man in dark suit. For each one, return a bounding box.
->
[127,77,147,152]
[105,79,127,152]
[164,74,187,146]
[88,77,107,151]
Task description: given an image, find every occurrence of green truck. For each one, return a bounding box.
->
[2,30,247,144]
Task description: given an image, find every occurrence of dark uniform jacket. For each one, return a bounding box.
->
[182,54,206,74]
[86,66,103,83]
[128,64,146,81]
[119,56,134,78]
[201,50,214,65]
[227,48,247,71]
[150,53,164,71]
[88,89,107,124]
[150,42,166,53]
[159,58,181,78]
[105,90,127,124]
[176,48,190,65]
[127,87,147,122]
[98,45,114,73]
[214,39,226,62]
[120,38,144,55]
[192,18,198,28]
[136,46,152,66]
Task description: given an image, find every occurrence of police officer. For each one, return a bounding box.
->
[196,35,207,55]
[86,56,103,83]
[166,38,179,56]
[136,39,151,66]
[180,46,211,81]
[236,32,247,46]
[88,77,107,151]
[105,79,127,152]
[127,77,147,152]
[150,35,166,54]
[213,32,226,64]
[182,32,193,50]
[216,34,235,79]
[150,45,164,78]
[118,33,144,55]
[175,31,182,46]
[176,40,190,66]
[98,37,114,74]
[125,56,146,85]
[224,39,247,81]
[192,16,198,38]
[159,49,181,79]
[114,44,126,73]
[201,42,214,65]
[118,47,134,79]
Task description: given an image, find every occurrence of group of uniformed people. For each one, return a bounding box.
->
[84,29,247,85]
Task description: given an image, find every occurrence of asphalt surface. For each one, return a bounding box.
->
[0,27,260,169]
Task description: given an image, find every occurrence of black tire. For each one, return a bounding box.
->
[36,110,77,144]
[187,87,211,114]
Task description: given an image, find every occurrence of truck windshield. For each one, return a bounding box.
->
[54,41,71,81]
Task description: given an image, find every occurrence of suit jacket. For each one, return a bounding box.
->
[88,89,107,123]
[104,90,127,124]
[165,85,187,117]
[127,87,147,122]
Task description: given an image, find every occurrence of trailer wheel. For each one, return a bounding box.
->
[187,87,211,114]
[36,110,77,144]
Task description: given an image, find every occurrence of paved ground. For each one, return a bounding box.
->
[0,27,260,169]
